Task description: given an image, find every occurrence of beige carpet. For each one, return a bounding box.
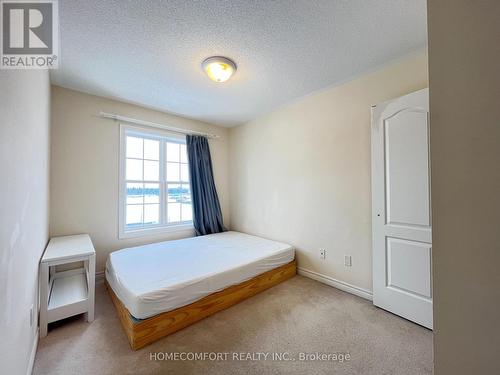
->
[33,276,432,375]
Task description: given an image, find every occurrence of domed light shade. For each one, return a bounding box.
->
[202,56,237,83]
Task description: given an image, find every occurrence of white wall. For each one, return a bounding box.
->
[0,70,51,375]
[229,51,428,292]
[428,1,500,374]
[50,86,230,272]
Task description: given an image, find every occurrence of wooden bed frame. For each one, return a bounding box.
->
[106,259,296,350]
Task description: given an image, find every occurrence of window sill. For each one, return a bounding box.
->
[119,223,194,240]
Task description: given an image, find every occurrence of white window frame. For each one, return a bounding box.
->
[119,124,193,239]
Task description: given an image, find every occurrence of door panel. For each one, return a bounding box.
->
[372,88,433,329]
[386,237,432,299]
[385,110,430,226]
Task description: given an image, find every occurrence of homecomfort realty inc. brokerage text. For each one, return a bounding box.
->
[150,351,351,362]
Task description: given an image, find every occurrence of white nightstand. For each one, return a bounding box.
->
[39,234,96,337]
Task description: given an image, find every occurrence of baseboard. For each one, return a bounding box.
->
[27,328,38,375]
[96,270,105,283]
[298,267,373,301]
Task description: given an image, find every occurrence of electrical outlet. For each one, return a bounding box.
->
[319,249,326,260]
[29,304,34,327]
[344,255,352,267]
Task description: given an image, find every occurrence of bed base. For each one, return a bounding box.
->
[106,259,296,350]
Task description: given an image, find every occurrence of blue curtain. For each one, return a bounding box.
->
[186,135,226,236]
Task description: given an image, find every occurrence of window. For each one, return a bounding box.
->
[119,125,192,238]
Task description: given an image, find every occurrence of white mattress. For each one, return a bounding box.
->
[105,231,294,319]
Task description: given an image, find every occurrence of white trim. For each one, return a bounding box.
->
[298,267,373,301]
[119,223,194,239]
[118,124,127,238]
[123,123,186,142]
[118,124,194,239]
[26,328,38,375]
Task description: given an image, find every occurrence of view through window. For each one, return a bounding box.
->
[122,128,192,233]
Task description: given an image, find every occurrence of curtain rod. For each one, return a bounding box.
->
[99,111,220,139]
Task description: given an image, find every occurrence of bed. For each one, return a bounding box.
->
[105,231,296,349]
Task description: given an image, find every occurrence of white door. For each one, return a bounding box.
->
[371,88,432,329]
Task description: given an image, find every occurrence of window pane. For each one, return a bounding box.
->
[180,144,188,163]
[126,136,143,158]
[180,184,192,222]
[166,142,180,162]
[144,183,159,203]
[181,184,191,203]
[144,204,159,225]
[126,205,143,227]
[123,133,191,232]
[126,183,143,204]
[144,139,159,160]
[126,158,143,180]
[144,160,159,181]
[166,162,180,181]
[181,203,192,222]
[168,203,181,223]
[167,184,181,203]
[180,163,189,182]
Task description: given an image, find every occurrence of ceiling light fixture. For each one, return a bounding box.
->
[202,56,237,83]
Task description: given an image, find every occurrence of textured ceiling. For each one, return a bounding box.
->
[51,0,427,127]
